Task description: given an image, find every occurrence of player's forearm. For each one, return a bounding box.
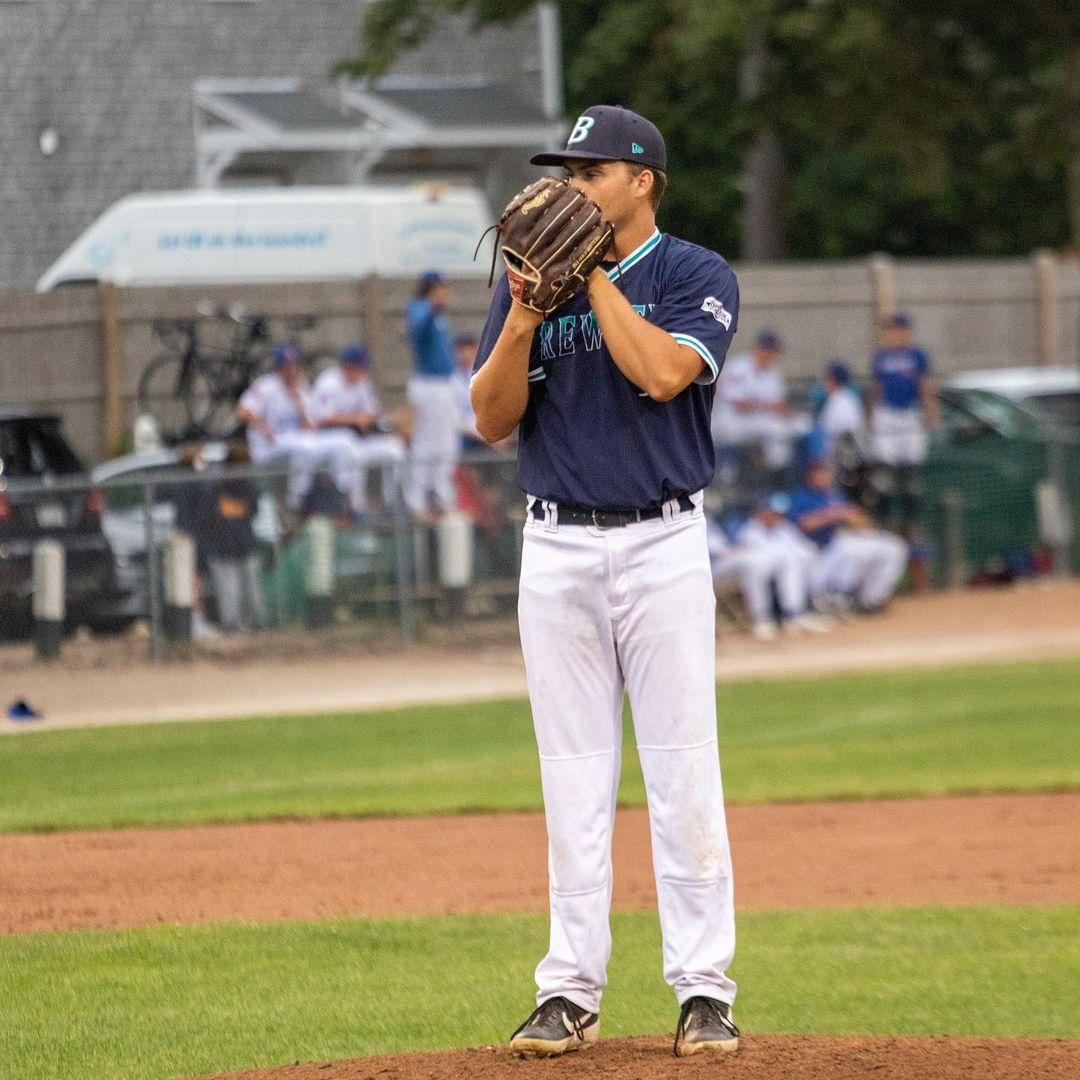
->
[237,407,269,438]
[798,508,846,533]
[587,271,701,401]
[470,306,541,443]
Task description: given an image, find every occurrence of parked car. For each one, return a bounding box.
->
[945,366,1080,431]
[91,444,283,621]
[0,410,125,637]
[922,386,1080,579]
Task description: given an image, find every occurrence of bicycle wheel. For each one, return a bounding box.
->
[193,361,248,440]
[183,362,232,440]
[137,353,203,443]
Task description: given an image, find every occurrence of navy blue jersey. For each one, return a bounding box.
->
[473,230,739,507]
[871,346,930,410]
[788,486,848,548]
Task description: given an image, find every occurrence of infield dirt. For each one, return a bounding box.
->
[3,581,1079,732]
[4,791,1078,934]
[209,1035,1080,1079]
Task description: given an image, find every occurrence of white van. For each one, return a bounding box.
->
[36,184,493,291]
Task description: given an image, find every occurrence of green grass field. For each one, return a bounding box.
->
[2,905,1077,1080]
[3,656,1078,1078]
[1,658,1077,832]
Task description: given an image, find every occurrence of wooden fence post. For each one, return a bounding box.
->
[867,252,897,340]
[361,274,386,364]
[99,282,125,453]
[1032,249,1061,367]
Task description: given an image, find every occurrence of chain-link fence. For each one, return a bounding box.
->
[2,424,1077,660]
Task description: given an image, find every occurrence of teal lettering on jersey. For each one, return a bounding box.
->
[539,318,556,361]
[579,311,603,351]
[540,305,657,361]
[558,315,576,354]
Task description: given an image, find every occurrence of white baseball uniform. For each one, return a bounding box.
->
[818,386,866,460]
[239,373,370,514]
[309,367,406,513]
[708,517,817,625]
[712,352,792,468]
[788,485,909,610]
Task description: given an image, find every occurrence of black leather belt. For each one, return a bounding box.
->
[530,493,695,529]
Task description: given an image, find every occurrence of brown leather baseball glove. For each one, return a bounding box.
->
[492,177,614,316]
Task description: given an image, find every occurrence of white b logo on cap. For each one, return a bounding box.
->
[566,115,595,146]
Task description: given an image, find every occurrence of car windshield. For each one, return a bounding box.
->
[1021,391,1080,427]
[102,464,187,511]
[0,419,84,478]
[947,390,1044,438]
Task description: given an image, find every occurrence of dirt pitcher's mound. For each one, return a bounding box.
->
[208,1034,1080,1079]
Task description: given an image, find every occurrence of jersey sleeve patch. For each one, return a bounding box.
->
[647,245,739,387]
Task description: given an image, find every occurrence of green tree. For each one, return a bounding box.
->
[338,0,1078,258]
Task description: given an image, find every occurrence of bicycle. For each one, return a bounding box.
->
[137,306,334,442]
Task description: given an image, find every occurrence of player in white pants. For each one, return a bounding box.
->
[309,344,406,517]
[869,312,940,536]
[472,105,740,1058]
[711,330,794,483]
[405,271,460,517]
[521,495,734,1012]
[789,460,908,613]
[237,345,372,515]
[708,495,829,639]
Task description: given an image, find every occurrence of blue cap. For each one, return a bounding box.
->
[827,360,851,385]
[340,343,371,368]
[418,269,445,291]
[531,105,667,174]
[757,329,783,351]
[7,698,40,721]
[886,311,912,328]
[273,343,302,367]
[763,492,790,515]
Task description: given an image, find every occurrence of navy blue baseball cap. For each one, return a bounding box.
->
[273,343,302,367]
[340,343,371,368]
[531,105,667,174]
[886,311,912,328]
[756,329,783,351]
[827,360,851,385]
[418,269,445,291]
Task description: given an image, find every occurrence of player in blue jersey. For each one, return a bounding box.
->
[405,270,460,520]
[471,105,740,1059]
[869,312,940,536]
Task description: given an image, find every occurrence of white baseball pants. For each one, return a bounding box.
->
[871,405,928,466]
[406,376,459,515]
[517,496,736,1014]
[337,433,406,514]
[713,541,813,623]
[248,431,330,510]
[817,529,908,608]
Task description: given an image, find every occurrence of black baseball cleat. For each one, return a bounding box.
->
[673,996,740,1056]
[508,996,599,1057]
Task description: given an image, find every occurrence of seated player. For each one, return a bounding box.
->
[309,344,406,518]
[788,459,908,614]
[708,494,831,640]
